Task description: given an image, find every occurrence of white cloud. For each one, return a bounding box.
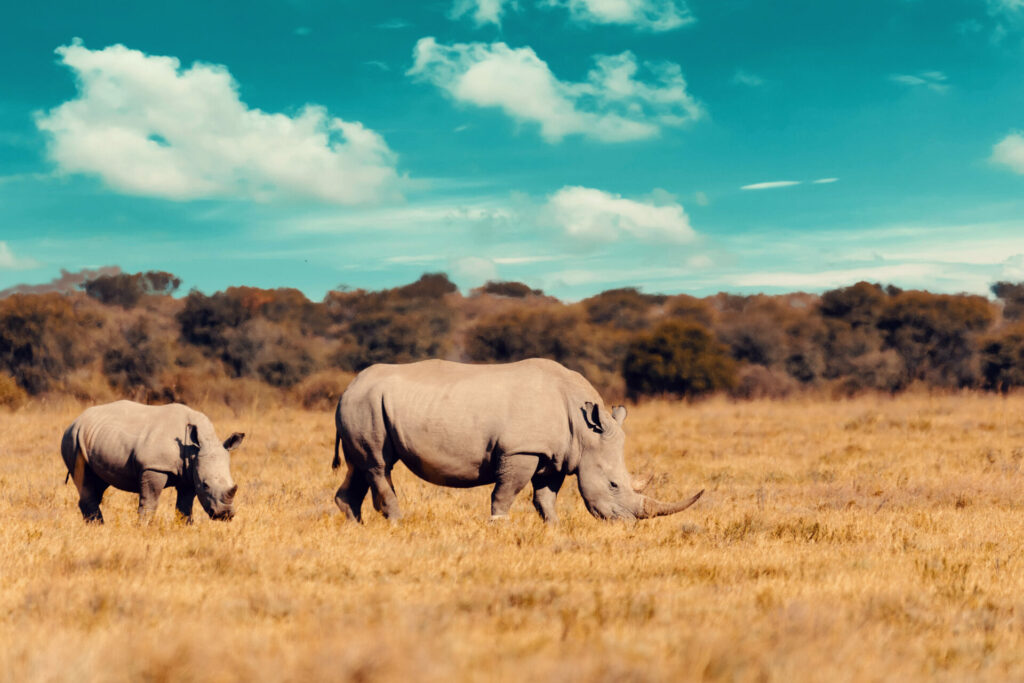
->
[545,186,695,243]
[741,180,801,190]
[992,132,1024,173]
[0,242,38,271]
[36,40,400,204]
[452,256,499,285]
[542,0,694,32]
[989,0,1024,15]
[812,177,839,184]
[408,38,703,143]
[732,69,765,87]
[450,0,517,26]
[890,71,949,93]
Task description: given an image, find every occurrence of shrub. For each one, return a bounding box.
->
[475,281,544,298]
[0,293,102,393]
[81,270,181,308]
[583,288,665,331]
[0,372,27,408]
[981,323,1024,392]
[623,320,737,398]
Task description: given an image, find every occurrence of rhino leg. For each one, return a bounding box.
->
[75,465,108,524]
[138,470,168,521]
[491,454,541,520]
[334,467,369,523]
[368,466,402,521]
[531,467,565,524]
[175,485,196,523]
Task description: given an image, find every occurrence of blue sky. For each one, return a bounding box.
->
[3,0,1024,299]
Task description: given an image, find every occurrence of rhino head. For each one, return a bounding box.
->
[185,424,244,520]
[575,403,703,521]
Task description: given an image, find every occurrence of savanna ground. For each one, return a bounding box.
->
[3,394,1024,682]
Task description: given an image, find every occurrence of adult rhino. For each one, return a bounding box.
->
[60,400,244,523]
[332,358,703,523]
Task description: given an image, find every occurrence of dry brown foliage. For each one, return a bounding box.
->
[3,393,1024,681]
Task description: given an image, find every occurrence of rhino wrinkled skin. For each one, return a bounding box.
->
[60,400,244,523]
[332,358,703,523]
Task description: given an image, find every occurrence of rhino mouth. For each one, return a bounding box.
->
[209,509,234,521]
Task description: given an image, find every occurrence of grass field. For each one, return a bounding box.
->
[3,393,1024,682]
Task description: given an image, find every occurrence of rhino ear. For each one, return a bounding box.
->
[186,424,200,449]
[611,405,627,425]
[581,402,604,433]
[223,432,245,451]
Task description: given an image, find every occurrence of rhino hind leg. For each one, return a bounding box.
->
[491,454,541,520]
[334,467,369,522]
[75,466,108,524]
[368,467,402,521]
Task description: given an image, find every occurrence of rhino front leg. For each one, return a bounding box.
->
[138,470,168,521]
[491,454,541,520]
[175,485,196,523]
[531,468,565,524]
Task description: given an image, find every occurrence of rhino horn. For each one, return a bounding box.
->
[631,473,654,493]
[636,489,704,519]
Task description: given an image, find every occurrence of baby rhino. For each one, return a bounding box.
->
[61,400,244,523]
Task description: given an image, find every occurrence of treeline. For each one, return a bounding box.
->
[3,270,1024,408]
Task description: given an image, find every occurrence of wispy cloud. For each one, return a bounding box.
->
[741,180,801,190]
[36,40,400,205]
[450,0,517,27]
[408,38,703,143]
[541,0,694,32]
[376,19,411,29]
[732,69,765,87]
[890,71,949,93]
[812,177,839,184]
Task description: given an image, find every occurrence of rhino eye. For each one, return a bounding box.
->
[609,481,619,490]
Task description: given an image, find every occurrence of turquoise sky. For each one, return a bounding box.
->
[3,0,1024,299]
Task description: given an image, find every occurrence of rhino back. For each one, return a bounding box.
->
[341,359,597,483]
[74,401,193,491]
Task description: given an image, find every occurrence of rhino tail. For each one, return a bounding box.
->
[332,430,342,470]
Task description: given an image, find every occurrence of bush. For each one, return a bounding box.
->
[0,372,27,408]
[475,281,544,298]
[583,288,665,331]
[81,270,181,308]
[730,365,798,400]
[293,369,357,410]
[0,293,102,393]
[981,323,1024,392]
[623,320,737,398]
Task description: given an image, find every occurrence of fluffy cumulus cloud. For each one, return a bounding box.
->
[450,0,517,26]
[545,186,695,243]
[542,0,694,31]
[992,132,1024,173]
[408,38,702,143]
[36,41,400,204]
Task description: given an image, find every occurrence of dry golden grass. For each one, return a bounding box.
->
[3,393,1024,682]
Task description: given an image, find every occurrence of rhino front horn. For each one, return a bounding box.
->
[636,489,704,519]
